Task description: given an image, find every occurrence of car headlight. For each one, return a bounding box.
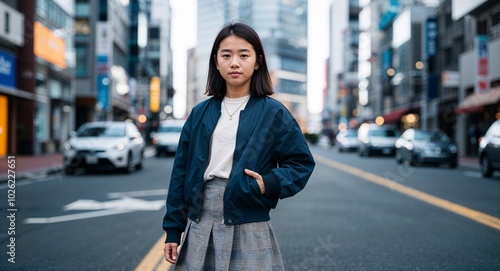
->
[115,143,126,151]
[449,145,458,153]
[63,142,73,151]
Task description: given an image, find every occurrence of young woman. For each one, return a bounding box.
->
[162,21,315,271]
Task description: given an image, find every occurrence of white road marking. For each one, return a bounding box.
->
[24,209,133,224]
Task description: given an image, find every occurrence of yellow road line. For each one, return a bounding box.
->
[134,233,172,271]
[315,154,500,231]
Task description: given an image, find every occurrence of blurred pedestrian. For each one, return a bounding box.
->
[162,21,315,270]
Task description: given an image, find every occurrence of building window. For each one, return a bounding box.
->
[477,19,488,35]
[75,45,88,77]
[445,12,453,29]
[492,11,500,26]
[444,47,453,68]
[75,1,90,17]
[4,12,9,33]
[75,19,90,35]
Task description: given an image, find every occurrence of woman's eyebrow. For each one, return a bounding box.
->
[220,48,251,53]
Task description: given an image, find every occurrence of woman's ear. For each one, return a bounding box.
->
[255,55,263,70]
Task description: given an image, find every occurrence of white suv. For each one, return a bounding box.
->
[63,121,145,174]
[479,120,500,177]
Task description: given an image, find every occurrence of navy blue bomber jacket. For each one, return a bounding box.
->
[162,95,315,244]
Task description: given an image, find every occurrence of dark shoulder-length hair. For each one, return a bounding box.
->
[205,21,274,98]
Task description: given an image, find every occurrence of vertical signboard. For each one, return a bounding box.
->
[149,76,160,113]
[96,22,111,111]
[0,95,7,156]
[475,35,489,94]
[0,50,16,88]
[426,17,438,57]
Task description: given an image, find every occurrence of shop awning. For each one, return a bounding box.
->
[455,87,500,114]
[382,108,411,123]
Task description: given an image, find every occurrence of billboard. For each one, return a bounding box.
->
[0,50,16,88]
[475,35,489,94]
[96,22,111,111]
[150,76,161,113]
[34,21,66,69]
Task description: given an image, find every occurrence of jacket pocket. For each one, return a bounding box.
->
[234,176,277,209]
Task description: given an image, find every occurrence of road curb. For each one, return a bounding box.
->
[0,166,64,183]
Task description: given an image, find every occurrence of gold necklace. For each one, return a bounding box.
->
[223,96,250,120]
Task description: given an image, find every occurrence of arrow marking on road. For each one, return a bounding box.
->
[24,209,133,224]
[63,197,164,211]
[24,190,166,224]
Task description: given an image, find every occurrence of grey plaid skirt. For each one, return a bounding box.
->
[174,177,285,271]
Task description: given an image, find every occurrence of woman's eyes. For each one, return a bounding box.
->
[220,54,250,58]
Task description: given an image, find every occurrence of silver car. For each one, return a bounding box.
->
[336,129,359,152]
[63,121,145,174]
[153,120,185,157]
[357,123,400,157]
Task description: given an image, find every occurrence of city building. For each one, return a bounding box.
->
[74,0,130,128]
[451,0,500,156]
[0,0,75,155]
[128,0,173,140]
[0,0,26,155]
[191,0,309,129]
[327,0,361,130]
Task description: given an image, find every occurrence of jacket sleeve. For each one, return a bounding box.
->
[262,111,315,200]
[162,117,191,244]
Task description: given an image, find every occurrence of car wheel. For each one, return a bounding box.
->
[395,150,403,164]
[64,166,74,175]
[409,154,417,167]
[448,161,457,169]
[123,153,134,174]
[481,155,493,178]
[135,150,144,170]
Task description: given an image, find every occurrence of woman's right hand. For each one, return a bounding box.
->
[164,242,178,264]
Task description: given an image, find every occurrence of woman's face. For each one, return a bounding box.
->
[216,35,259,92]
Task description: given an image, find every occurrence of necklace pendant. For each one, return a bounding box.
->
[229,116,232,120]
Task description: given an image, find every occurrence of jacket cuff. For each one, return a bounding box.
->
[262,172,280,197]
[165,229,182,244]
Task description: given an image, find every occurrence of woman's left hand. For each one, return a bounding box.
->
[244,169,265,194]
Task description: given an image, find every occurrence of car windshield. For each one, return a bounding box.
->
[77,125,126,137]
[342,130,357,137]
[368,129,398,137]
[159,126,182,133]
[414,131,450,142]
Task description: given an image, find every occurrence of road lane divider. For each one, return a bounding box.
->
[134,234,171,271]
[315,155,500,231]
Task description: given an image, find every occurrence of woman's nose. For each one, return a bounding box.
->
[230,57,239,67]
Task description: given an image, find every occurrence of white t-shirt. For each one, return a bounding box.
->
[203,95,250,181]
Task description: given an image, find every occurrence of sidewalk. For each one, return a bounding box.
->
[0,153,64,182]
[0,152,481,183]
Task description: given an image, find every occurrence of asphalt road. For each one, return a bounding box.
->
[1,145,499,270]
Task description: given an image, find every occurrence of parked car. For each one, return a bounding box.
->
[63,121,145,174]
[395,128,458,168]
[336,128,359,152]
[357,123,400,157]
[479,120,500,177]
[153,119,185,157]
